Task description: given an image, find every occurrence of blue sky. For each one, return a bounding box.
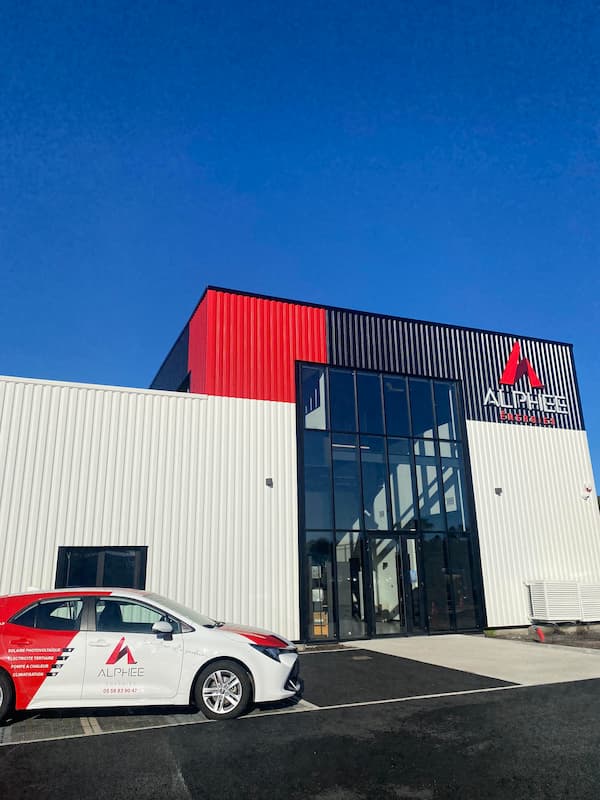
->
[2,1,599,477]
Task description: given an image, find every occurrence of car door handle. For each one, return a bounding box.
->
[88,640,111,647]
[9,638,33,646]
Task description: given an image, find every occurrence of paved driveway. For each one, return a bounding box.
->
[3,633,589,747]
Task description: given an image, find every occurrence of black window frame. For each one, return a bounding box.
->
[55,546,148,590]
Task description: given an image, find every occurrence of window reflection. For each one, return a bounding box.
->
[332,434,362,530]
[440,442,469,532]
[303,431,333,529]
[360,436,389,530]
[434,381,459,440]
[299,366,478,639]
[306,532,334,639]
[409,378,435,438]
[357,373,384,434]
[336,531,367,638]
[329,370,356,432]
[414,439,445,530]
[302,366,327,430]
[422,533,452,631]
[384,377,410,436]
[448,536,477,629]
[388,438,416,530]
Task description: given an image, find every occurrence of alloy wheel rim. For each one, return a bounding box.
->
[202,669,242,714]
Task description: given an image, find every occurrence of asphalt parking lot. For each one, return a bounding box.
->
[2,645,600,799]
[0,648,513,746]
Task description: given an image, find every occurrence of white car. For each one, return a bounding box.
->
[0,588,302,722]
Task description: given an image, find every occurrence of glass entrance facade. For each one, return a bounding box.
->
[298,365,484,641]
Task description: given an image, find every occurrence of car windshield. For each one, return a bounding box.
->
[143,592,218,628]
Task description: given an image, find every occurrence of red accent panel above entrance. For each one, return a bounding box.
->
[188,290,327,402]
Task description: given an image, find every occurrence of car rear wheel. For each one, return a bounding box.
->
[194,660,252,720]
[0,671,14,725]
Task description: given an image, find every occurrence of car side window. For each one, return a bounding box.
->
[12,599,83,631]
[95,598,181,634]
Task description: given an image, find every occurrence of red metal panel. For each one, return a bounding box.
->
[188,293,209,393]
[188,289,327,402]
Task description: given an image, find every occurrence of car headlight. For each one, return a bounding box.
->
[250,644,281,662]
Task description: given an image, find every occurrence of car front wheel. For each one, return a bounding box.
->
[194,660,252,720]
[0,670,14,725]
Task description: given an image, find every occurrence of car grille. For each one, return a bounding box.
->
[284,659,301,692]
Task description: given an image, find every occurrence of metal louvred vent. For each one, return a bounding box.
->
[527,581,600,622]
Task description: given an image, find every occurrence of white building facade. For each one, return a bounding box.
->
[1,287,598,642]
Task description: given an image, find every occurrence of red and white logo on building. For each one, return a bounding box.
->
[499,342,544,389]
[483,341,567,427]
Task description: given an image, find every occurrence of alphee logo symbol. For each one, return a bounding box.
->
[500,342,544,389]
[106,637,137,665]
[483,340,568,426]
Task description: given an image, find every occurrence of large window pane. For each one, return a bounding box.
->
[422,533,452,631]
[440,441,470,532]
[303,430,333,529]
[357,373,384,434]
[63,550,98,587]
[384,376,410,436]
[306,532,334,639]
[332,434,362,530]
[414,439,445,531]
[104,550,139,587]
[388,438,416,531]
[434,382,459,441]
[448,536,478,630]
[329,370,356,432]
[404,537,424,632]
[360,436,389,530]
[410,378,435,438]
[371,537,404,635]
[302,366,327,430]
[336,531,367,638]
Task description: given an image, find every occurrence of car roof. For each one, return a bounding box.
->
[0,588,149,620]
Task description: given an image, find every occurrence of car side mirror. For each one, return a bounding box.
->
[152,620,174,640]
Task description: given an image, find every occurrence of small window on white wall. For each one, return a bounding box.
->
[55,547,147,589]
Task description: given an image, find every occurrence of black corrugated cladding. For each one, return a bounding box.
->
[150,324,190,391]
[327,309,583,431]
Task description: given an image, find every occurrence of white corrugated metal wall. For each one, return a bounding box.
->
[466,420,600,627]
[3,375,600,638]
[0,377,300,640]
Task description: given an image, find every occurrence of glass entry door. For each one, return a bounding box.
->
[335,531,367,639]
[370,536,426,636]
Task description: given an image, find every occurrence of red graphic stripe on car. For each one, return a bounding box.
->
[220,626,289,649]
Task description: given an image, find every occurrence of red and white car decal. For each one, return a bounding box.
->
[0,589,301,722]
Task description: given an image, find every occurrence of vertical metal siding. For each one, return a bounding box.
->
[188,289,327,402]
[466,420,600,627]
[0,378,300,640]
[327,310,583,430]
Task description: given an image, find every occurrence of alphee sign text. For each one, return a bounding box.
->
[483,342,568,427]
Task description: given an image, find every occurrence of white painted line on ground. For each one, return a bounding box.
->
[1,683,526,748]
[296,698,320,710]
[88,717,102,734]
[7,676,600,748]
[80,718,93,735]
[80,717,103,735]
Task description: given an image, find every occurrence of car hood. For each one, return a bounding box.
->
[217,623,294,649]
